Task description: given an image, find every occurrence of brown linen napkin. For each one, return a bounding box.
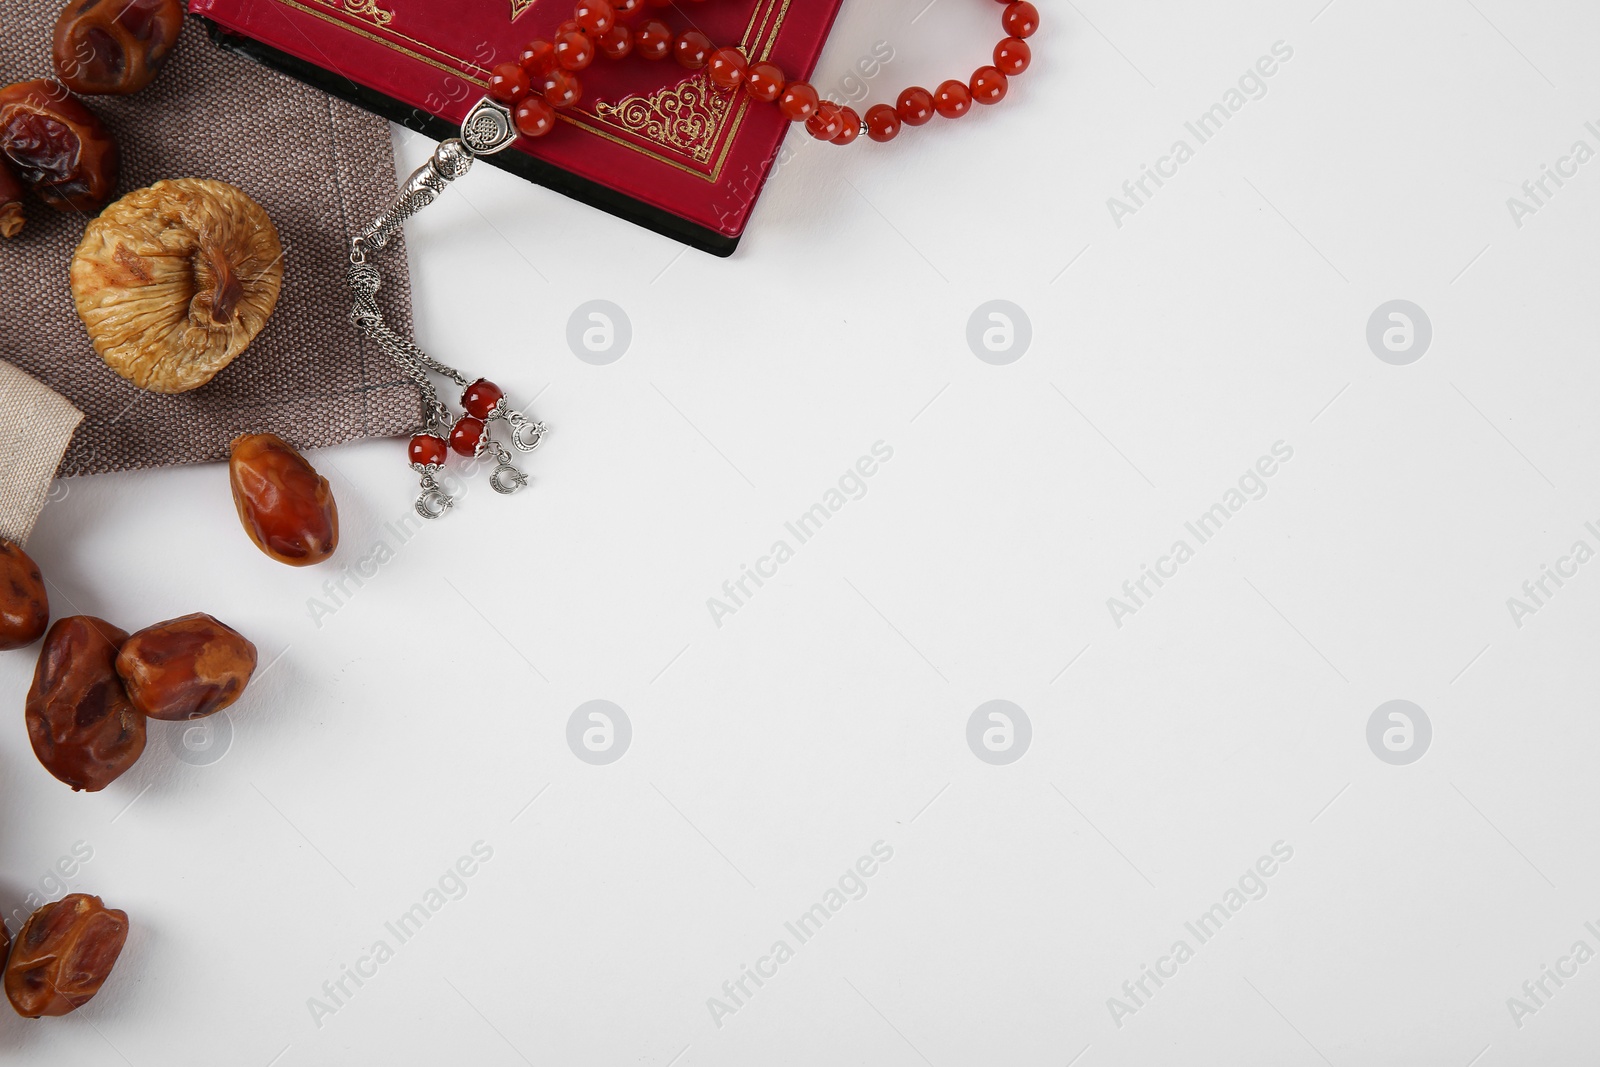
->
[0,5,422,476]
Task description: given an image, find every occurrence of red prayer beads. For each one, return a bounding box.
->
[707,47,746,89]
[409,434,448,468]
[634,19,672,61]
[865,103,901,142]
[494,0,1036,143]
[398,371,541,510]
[573,0,613,34]
[488,62,531,104]
[554,31,595,71]
[806,102,846,142]
[971,66,1009,105]
[674,30,712,69]
[994,37,1031,76]
[1002,2,1039,40]
[898,87,935,127]
[746,62,784,102]
[450,417,487,458]
[514,96,555,137]
[832,106,861,145]
[934,79,972,119]
[541,68,582,109]
[777,82,820,122]
[461,378,506,420]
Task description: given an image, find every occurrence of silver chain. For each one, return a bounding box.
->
[346,99,544,520]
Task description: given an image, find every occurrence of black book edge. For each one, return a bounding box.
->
[197,15,739,257]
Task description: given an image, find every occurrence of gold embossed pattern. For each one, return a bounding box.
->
[323,0,394,26]
[594,74,733,163]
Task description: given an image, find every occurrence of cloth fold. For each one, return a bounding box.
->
[0,360,82,545]
[0,5,423,477]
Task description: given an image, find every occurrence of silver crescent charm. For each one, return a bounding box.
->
[510,416,546,452]
[490,462,529,495]
[416,485,454,520]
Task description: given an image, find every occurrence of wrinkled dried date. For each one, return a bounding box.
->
[0,79,119,213]
[26,615,145,791]
[4,893,128,1018]
[0,156,23,238]
[116,612,257,720]
[0,540,48,649]
[229,433,339,566]
[52,0,185,96]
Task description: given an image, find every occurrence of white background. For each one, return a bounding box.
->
[4,0,1600,1063]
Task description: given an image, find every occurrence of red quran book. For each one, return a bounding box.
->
[187,0,845,255]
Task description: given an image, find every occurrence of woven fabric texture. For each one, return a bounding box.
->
[0,6,422,476]
[0,359,82,544]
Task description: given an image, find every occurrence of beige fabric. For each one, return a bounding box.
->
[0,361,83,545]
[0,5,423,476]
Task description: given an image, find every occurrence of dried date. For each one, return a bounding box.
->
[117,612,257,720]
[0,79,119,213]
[26,615,145,791]
[4,893,128,1018]
[229,433,339,566]
[0,540,48,649]
[52,0,185,96]
[0,156,23,238]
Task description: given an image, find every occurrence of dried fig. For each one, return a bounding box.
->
[0,540,49,649]
[5,894,128,1018]
[116,612,257,720]
[0,157,24,238]
[229,434,339,566]
[70,178,283,394]
[26,615,146,791]
[0,79,119,214]
[53,0,186,96]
